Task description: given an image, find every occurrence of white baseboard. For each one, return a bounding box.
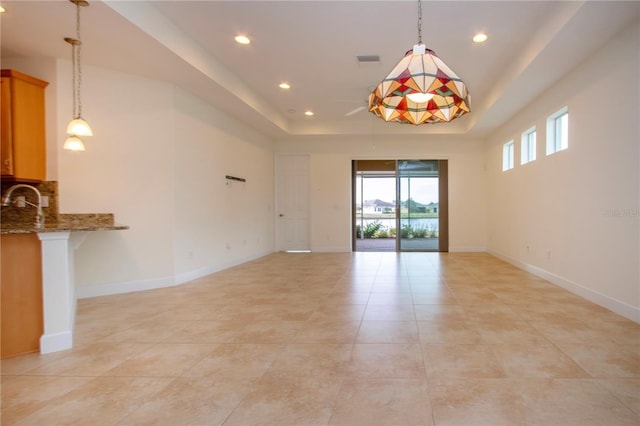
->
[40,331,73,354]
[489,249,640,323]
[174,265,220,285]
[175,250,273,285]
[77,250,275,299]
[449,246,487,253]
[76,276,177,299]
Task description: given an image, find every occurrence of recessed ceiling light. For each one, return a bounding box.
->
[234,35,251,45]
[304,111,314,116]
[473,33,488,43]
[279,82,291,90]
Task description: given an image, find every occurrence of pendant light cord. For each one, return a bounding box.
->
[70,38,77,119]
[68,1,83,120]
[417,0,422,45]
[75,1,83,119]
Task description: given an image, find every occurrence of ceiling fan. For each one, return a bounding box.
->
[339,86,375,117]
[345,105,367,117]
[340,98,370,117]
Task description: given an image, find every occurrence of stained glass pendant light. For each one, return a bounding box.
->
[368,0,470,124]
[64,0,92,151]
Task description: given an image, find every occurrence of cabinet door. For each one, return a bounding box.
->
[0,77,13,175]
[0,70,48,182]
[1,234,43,358]
[11,75,47,181]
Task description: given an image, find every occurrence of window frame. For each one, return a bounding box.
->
[502,140,515,171]
[520,126,536,165]
[546,107,569,155]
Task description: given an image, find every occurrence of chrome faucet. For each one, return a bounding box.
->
[1,184,45,228]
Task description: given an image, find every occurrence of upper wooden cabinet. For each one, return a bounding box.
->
[1,69,49,183]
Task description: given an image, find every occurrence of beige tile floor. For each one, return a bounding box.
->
[1,252,639,425]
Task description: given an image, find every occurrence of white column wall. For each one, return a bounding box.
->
[38,232,74,353]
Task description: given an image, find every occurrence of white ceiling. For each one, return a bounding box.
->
[1,0,639,140]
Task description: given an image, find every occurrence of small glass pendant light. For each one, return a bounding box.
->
[64,0,93,150]
[63,135,86,151]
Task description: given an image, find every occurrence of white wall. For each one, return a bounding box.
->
[309,153,353,252]
[484,22,640,321]
[3,57,276,296]
[172,88,275,283]
[275,136,487,252]
[65,66,276,296]
[57,63,177,293]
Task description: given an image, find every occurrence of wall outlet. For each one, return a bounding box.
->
[41,196,49,207]
[16,196,25,207]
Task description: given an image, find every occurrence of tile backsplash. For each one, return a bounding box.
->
[0,181,60,226]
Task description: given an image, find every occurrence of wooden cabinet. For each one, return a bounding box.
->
[1,69,48,183]
[1,233,44,358]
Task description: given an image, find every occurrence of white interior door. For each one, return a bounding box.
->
[275,154,310,251]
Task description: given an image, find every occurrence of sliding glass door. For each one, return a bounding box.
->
[398,160,447,251]
[353,160,397,252]
[353,159,448,252]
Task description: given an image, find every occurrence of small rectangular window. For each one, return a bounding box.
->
[521,126,536,165]
[502,140,514,171]
[546,107,568,155]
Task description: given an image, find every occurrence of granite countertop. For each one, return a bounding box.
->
[1,213,129,234]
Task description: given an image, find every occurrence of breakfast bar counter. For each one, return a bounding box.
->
[1,213,128,356]
[1,213,128,234]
